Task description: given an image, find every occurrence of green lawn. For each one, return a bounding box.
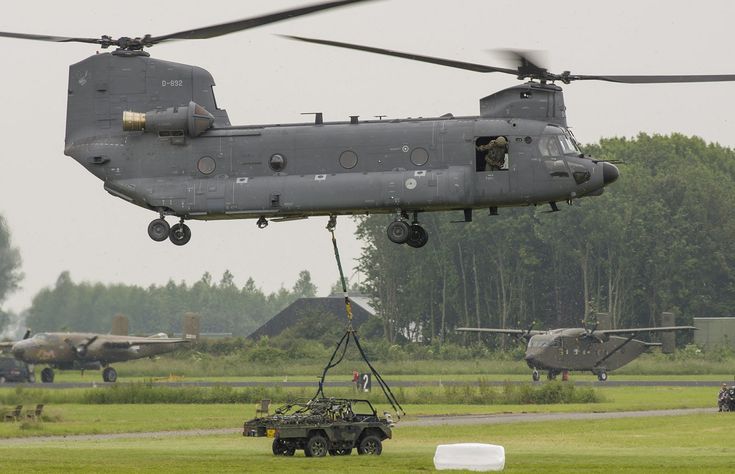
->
[0,414,733,473]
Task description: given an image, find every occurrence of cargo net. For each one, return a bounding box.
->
[314,217,405,418]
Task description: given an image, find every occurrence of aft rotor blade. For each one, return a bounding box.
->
[150,0,372,43]
[0,31,101,45]
[283,35,519,75]
[570,74,735,84]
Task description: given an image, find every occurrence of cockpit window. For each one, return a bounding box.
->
[539,126,579,157]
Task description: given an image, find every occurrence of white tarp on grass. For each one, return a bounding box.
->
[434,443,505,471]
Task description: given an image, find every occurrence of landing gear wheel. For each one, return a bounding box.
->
[147,218,170,242]
[532,370,540,382]
[547,371,557,380]
[41,368,54,383]
[406,224,429,248]
[169,223,191,246]
[305,435,328,457]
[272,438,294,456]
[329,448,352,456]
[597,371,608,382]
[103,367,117,383]
[387,220,410,244]
[357,435,382,455]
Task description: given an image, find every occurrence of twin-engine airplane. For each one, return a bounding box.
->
[456,325,696,381]
[1,330,191,383]
[3,1,733,247]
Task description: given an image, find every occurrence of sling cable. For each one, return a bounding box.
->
[313,215,405,418]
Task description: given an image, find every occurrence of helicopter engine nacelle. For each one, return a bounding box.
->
[122,101,215,137]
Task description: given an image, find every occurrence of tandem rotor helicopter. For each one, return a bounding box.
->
[2,0,735,248]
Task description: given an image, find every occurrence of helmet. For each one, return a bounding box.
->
[495,136,507,146]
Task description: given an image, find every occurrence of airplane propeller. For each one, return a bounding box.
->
[22,329,31,340]
[0,0,370,51]
[283,35,735,85]
[65,336,99,358]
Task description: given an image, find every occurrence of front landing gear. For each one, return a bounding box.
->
[386,212,429,248]
[147,217,191,246]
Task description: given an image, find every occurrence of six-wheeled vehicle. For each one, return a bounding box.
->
[243,398,393,457]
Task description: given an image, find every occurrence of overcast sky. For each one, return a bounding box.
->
[1,0,734,314]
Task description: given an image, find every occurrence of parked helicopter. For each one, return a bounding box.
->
[2,1,734,248]
[456,324,696,381]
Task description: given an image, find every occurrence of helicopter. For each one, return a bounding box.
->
[2,1,734,248]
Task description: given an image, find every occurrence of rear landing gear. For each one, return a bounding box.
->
[387,212,429,248]
[147,217,191,246]
[532,369,540,382]
[596,371,608,382]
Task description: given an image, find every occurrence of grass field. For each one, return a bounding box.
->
[0,413,733,473]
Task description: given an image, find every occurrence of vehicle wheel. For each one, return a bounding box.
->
[597,371,608,382]
[357,435,382,455]
[406,224,429,248]
[272,438,294,456]
[305,435,328,457]
[147,218,170,242]
[386,220,410,244]
[532,370,540,382]
[329,448,352,456]
[41,368,54,383]
[169,223,192,246]
[722,403,731,412]
[103,367,117,383]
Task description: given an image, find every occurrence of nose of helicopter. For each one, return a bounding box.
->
[602,162,619,185]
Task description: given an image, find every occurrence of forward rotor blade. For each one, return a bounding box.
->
[570,74,735,84]
[0,31,101,45]
[150,0,372,43]
[283,35,518,75]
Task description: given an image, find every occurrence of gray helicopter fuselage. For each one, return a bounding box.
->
[63,52,615,224]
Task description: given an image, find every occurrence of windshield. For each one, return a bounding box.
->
[539,126,579,157]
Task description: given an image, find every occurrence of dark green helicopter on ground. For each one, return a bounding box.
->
[1,0,733,247]
[457,324,695,381]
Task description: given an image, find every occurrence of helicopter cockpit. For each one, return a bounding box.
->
[538,125,580,158]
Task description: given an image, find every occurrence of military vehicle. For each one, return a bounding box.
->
[243,398,392,457]
[3,2,733,247]
[1,331,190,383]
[457,325,695,381]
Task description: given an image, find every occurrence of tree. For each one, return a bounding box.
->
[0,215,22,304]
[292,270,317,298]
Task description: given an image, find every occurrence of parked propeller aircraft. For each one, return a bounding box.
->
[0,330,191,383]
[456,325,696,381]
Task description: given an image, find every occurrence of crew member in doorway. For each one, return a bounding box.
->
[477,136,507,171]
[352,369,359,392]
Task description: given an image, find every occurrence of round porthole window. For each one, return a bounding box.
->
[269,153,286,172]
[410,147,429,166]
[197,156,216,175]
[339,150,358,169]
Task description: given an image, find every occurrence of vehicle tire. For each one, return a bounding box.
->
[406,224,429,248]
[597,371,608,382]
[103,367,118,383]
[329,448,352,456]
[357,435,382,455]
[41,368,54,383]
[169,223,192,246]
[722,403,731,412]
[305,435,328,457]
[272,438,293,456]
[386,220,410,244]
[147,218,170,242]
